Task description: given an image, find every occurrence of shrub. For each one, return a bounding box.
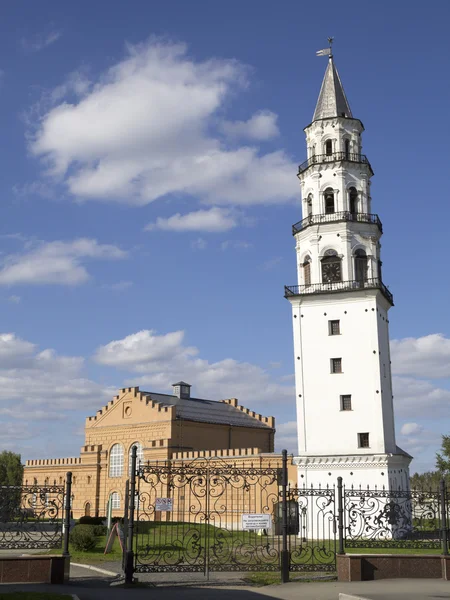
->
[93,524,107,536]
[70,525,97,551]
[78,516,106,526]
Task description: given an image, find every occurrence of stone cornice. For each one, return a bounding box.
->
[293,453,410,470]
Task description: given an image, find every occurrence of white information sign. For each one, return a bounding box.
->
[155,497,173,512]
[242,513,271,530]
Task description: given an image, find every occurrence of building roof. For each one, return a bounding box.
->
[143,391,273,429]
[313,57,353,121]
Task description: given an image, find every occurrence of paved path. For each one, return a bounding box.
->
[1,578,450,599]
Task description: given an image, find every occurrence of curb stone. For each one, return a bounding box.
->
[71,562,119,577]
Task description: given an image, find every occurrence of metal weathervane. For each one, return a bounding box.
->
[316,37,334,58]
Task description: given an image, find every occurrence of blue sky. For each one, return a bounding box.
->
[0,0,449,473]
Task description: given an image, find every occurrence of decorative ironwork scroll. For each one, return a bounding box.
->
[0,484,65,549]
[344,487,442,549]
[287,486,336,572]
[133,458,282,573]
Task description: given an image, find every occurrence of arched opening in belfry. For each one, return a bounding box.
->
[307,194,313,217]
[325,139,333,156]
[355,249,368,284]
[349,187,358,215]
[324,188,335,214]
[345,139,350,158]
[303,256,312,286]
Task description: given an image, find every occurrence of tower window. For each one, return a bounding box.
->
[349,187,358,215]
[331,358,342,373]
[341,395,352,410]
[325,139,333,156]
[303,256,311,286]
[324,188,335,214]
[358,433,370,448]
[329,320,340,335]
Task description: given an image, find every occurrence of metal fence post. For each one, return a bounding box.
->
[440,479,448,556]
[280,449,289,583]
[337,476,345,555]
[122,479,130,572]
[125,446,137,584]
[62,472,72,557]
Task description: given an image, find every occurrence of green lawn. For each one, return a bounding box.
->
[345,546,442,555]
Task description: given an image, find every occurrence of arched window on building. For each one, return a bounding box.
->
[59,477,62,485]
[110,492,121,510]
[349,187,358,216]
[109,444,124,478]
[321,250,342,283]
[129,442,144,476]
[324,188,335,214]
[85,502,91,517]
[34,478,38,485]
[87,476,91,485]
[325,139,333,156]
[355,249,368,285]
[344,139,350,158]
[44,478,49,486]
[307,194,313,218]
[303,256,312,286]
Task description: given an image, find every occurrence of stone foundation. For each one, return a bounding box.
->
[0,555,69,584]
[337,553,450,581]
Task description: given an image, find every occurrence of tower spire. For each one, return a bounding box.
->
[313,40,352,121]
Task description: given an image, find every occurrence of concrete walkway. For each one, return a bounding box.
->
[0,578,449,599]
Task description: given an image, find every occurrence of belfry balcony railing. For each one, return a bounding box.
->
[292,211,382,235]
[284,277,394,305]
[298,151,373,175]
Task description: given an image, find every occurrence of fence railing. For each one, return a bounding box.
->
[298,151,373,175]
[0,474,72,551]
[292,211,382,235]
[284,277,394,306]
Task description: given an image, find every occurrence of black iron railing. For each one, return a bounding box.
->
[298,152,373,175]
[284,277,394,305]
[292,211,382,235]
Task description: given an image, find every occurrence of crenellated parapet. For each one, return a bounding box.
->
[25,457,82,467]
[171,446,263,460]
[220,398,275,428]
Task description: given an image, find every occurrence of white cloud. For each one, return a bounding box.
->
[393,375,450,418]
[391,334,450,378]
[221,110,279,141]
[0,238,127,286]
[191,238,207,250]
[8,295,21,304]
[400,422,423,436]
[221,240,252,251]
[94,328,294,406]
[29,40,297,206]
[145,207,237,232]
[275,421,297,454]
[21,30,61,53]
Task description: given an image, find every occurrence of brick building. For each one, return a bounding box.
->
[23,383,278,519]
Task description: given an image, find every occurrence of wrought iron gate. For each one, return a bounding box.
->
[124,448,336,581]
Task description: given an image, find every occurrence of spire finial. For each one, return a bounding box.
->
[327,37,334,59]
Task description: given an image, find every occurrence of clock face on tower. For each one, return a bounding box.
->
[322,261,342,283]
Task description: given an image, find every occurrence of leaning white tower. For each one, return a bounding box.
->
[285,49,411,492]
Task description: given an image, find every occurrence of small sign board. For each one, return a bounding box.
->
[242,514,271,530]
[155,497,173,512]
[104,522,125,554]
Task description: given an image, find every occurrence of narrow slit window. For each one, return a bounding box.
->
[325,139,333,156]
[329,320,340,335]
[358,433,370,448]
[341,395,352,411]
[331,358,342,373]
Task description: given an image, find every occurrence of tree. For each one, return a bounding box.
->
[436,435,450,475]
[0,451,23,486]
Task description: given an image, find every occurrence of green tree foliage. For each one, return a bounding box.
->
[436,435,450,475]
[0,451,23,486]
[410,435,450,489]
